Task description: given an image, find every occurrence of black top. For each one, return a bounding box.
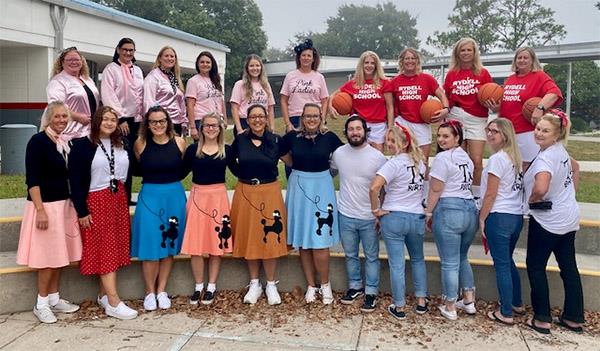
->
[82,83,97,116]
[281,131,343,172]
[25,132,70,202]
[68,137,135,217]
[182,144,232,185]
[139,137,183,184]
[229,130,285,180]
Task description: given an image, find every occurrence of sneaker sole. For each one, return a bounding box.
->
[360,307,376,313]
[189,300,199,305]
[388,310,407,321]
[106,311,138,320]
[201,300,214,305]
[340,299,357,305]
[50,307,80,314]
[33,312,57,324]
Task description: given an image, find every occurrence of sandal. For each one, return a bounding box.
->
[488,311,514,326]
[526,318,551,335]
[554,317,583,333]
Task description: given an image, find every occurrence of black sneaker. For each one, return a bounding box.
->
[387,304,406,320]
[360,294,377,312]
[415,299,429,315]
[340,288,365,305]
[201,290,215,305]
[189,290,202,305]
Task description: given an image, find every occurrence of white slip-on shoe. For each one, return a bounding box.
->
[321,282,334,305]
[97,295,108,309]
[33,305,57,324]
[456,299,477,315]
[438,305,458,321]
[305,286,318,303]
[156,292,171,309]
[143,293,157,311]
[243,282,263,304]
[265,282,281,305]
[105,302,138,320]
[50,299,80,313]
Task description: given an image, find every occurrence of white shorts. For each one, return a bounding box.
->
[394,116,431,146]
[448,107,488,141]
[367,122,387,144]
[516,131,540,162]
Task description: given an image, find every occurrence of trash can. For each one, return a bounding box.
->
[0,124,37,174]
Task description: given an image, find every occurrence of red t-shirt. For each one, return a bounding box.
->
[340,79,390,123]
[389,73,439,124]
[444,68,492,118]
[499,71,563,133]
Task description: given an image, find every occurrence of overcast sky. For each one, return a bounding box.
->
[255,0,600,53]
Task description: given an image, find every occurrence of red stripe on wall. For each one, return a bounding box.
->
[0,102,48,110]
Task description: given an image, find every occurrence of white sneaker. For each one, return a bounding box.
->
[33,305,57,324]
[97,295,108,309]
[105,302,138,320]
[243,282,263,304]
[321,282,334,305]
[143,293,157,311]
[265,282,281,305]
[305,286,318,303]
[438,305,458,321]
[50,299,80,313]
[156,292,171,309]
[456,299,477,315]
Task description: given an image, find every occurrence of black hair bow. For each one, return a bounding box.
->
[294,39,313,54]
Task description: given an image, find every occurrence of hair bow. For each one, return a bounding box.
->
[294,39,313,54]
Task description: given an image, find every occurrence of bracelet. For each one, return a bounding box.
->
[425,212,433,217]
[444,106,451,112]
[371,208,381,213]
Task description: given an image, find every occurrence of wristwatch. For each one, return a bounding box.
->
[536,104,545,111]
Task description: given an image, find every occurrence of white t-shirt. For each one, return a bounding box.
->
[90,139,129,192]
[480,150,523,215]
[376,154,425,214]
[523,143,579,234]
[429,147,474,199]
[331,144,387,220]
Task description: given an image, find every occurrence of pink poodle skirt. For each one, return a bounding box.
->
[16,199,82,268]
[181,183,232,256]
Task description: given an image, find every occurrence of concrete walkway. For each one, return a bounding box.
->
[1,297,598,351]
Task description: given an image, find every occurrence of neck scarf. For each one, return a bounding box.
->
[160,68,177,94]
[45,127,70,163]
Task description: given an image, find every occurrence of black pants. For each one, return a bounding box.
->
[119,117,139,205]
[526,216,584,323]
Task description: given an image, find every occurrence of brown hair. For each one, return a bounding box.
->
[138,105,175,142]
[89,106,123,148]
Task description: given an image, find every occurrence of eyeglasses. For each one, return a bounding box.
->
[120,48,136,53]
[302,114,320,119]
[248,115,266,120]
[203,124,220,129]
[485,127,501,135]
[64,58,81,63]
[148,118,168,126]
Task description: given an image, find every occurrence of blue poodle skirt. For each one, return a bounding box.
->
[131,182,187,260]
[286,170,340,249]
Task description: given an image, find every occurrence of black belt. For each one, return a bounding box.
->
[239,178,277,185]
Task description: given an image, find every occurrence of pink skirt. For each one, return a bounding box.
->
[181,183,232,256]
[16,199,82,268]
[80,184,131,275]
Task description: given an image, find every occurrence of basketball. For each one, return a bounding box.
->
[477,82,504,105]
[420,99,443,123]
[522,96,542,122]
[332,92,353,115]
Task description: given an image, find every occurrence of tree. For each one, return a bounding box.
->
[93,0,267,91]
[291,2,419,58]
[427,0,566,53]
[544,61,600,125]
[263,47,293,62]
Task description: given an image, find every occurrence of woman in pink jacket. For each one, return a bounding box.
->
[47,47,100,140]
[143,46,188,136]
[101,38,144,147]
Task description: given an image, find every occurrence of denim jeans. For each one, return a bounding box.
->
[338,213,380,295]
[284,116,301,179]
[380,211,427,307]
[526,216,584,323]
[485,212,523,317]
[432,197,478,302]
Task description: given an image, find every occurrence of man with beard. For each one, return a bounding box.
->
[331,115,387,312]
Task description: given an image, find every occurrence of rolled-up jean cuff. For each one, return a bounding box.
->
[348,281,363,290]
[442,295,458,303]
[365,287,379,295]
[462,287,476,293]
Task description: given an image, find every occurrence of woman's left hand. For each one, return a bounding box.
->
[78,215,92,229]
[430,109,448,124]
[480,220,486,239]
[425,216,433,232]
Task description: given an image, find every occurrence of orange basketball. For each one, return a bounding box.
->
[477,82,504,105]
[522,96,542,123]
[420,99,444,123]
[332,92,353,115]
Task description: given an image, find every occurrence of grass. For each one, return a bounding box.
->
[1,117,598,202]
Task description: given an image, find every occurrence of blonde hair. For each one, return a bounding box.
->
[196,113,226,159]
[40,101,71,131]
[242,54,273,102]
[51,48,90,79]
[398,48,423,74]
[511,47,543,73]
[487,118,522,176]
[386,125,424,166]
[153,46,184,91]
[449,38,484,75]
[297,103,329,135]
[538,112,570,143]
[354,51,386,89]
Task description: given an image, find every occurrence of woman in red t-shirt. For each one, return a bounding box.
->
[389,48,449,170]
[491,47,562,168]
[444,38,493,192]
[329,50,393,152]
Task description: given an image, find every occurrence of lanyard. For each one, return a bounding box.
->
[98,140,118,193]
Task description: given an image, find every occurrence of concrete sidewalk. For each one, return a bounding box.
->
[1,294,598,351]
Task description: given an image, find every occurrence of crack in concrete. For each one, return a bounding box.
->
[518,326,531,351]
